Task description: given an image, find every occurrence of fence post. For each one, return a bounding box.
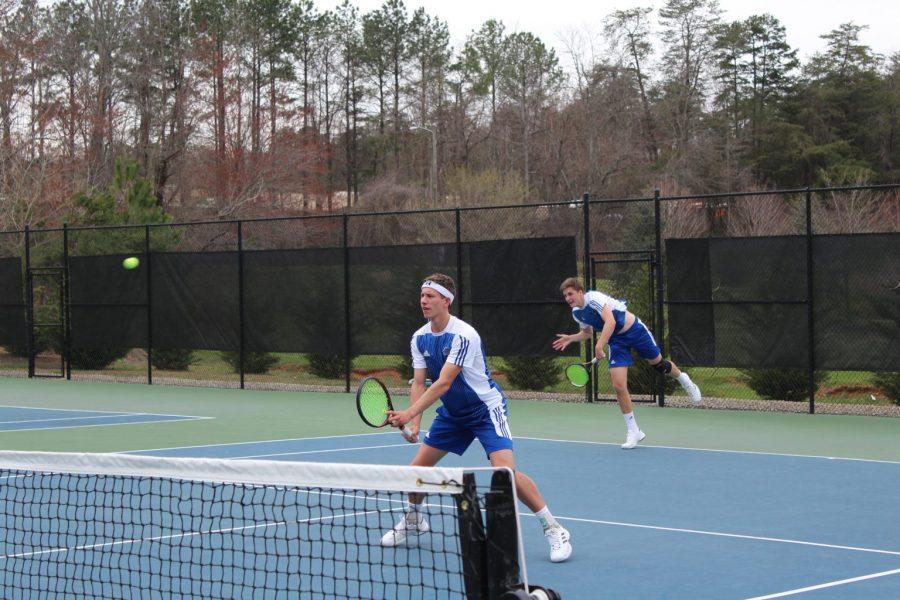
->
[654,189,666,407]
[343,213,351,393]
[582,192,592,403]
[237,221,245,390]
[63,224,72,380]
[145,225,153,385]
[805,187,815,414]
[24,225,33,378]
[455,208,463,315]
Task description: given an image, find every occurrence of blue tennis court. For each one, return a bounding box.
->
[118,431,900,599]
[1,377,899,599]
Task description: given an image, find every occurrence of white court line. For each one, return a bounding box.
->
[128,432,900,465]
[231,442,417,459]
[0,405,133,415]
[0,414,157,425]
[0,404,212,422]
[125,431,397,454]
[518,513,900,557]
[516,435,900,465]
[745,567,900,599]
[0,416,213,434]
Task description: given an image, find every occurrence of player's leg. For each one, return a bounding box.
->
[609,364,633,413]
[630,317,702,405]
[645,353,701,405]
[475,406,572,563]
[490,449,572,563]
[381,416,467,547]
[610,365,645,449]
[408,443,449,503]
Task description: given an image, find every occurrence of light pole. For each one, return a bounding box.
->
[412,125,437,204]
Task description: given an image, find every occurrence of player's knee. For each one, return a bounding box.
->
[611,379,628,393]
[652,359,672,374]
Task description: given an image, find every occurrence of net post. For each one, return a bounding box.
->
[485,469,521,599]
[455,472,488,600]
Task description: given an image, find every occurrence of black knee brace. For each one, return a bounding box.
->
[653,359,673,374]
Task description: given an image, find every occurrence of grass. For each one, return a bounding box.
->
[1,348,895,406]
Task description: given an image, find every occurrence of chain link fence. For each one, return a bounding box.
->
[0,185,897,414]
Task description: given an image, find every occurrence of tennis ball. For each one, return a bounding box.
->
[122,256,140,270]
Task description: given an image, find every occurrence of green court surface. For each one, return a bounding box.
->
[1,376,898,462]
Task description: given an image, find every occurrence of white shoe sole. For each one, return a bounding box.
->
[550,542,572,562]
[621,431,646,449]
[381,521,429,547]
[685,383,702,405]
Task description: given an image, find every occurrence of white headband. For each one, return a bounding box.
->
[422,280,455,304]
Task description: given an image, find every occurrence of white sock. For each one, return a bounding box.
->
[534,506,558,530]
[677,372,691,388]
[623,411,639,433]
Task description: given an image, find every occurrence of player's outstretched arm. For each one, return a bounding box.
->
[403,369,430,442]
[552,328,592,351]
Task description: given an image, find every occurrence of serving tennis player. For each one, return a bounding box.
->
[383,273,572,563]
[553,277,701,449]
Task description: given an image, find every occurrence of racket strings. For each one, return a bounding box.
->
[358,381,391,426]
[565,364,590,387]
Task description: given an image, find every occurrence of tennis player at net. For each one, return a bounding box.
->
[553,277,701,449]
[384,273,572,563]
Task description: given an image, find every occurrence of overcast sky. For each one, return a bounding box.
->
[319,0,899,65]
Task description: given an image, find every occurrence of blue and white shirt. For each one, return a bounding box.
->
[572,291,629,335]
[411,316,504,419]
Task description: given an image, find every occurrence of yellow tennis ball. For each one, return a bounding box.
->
[122,256,140,270]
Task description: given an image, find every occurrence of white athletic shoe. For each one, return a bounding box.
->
[682,377,702,405]
[621,430,646,449]
[544,525,572,563]
[380,512,430,547]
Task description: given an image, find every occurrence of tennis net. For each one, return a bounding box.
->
[0,451,537,599]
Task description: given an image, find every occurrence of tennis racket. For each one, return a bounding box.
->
[564,358,598,387]
[356,377,415,438]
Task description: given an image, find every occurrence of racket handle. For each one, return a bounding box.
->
[401,425,414,438]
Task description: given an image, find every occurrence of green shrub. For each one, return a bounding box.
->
[740,368,827,402]
[220,351,279,374]
[627,359,678,395]
[3,340,46,358]
[396,355,415,381]
[307,353,346,379]
[4,306,59,357]
[502,356,561,391]
[873,372,900,405]
[151,348,197,371]
[70,347,130,370]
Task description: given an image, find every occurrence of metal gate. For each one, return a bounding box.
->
[589,250,662,404]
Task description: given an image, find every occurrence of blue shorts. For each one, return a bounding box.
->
[423,403,514,459]
[608,319,662,367]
